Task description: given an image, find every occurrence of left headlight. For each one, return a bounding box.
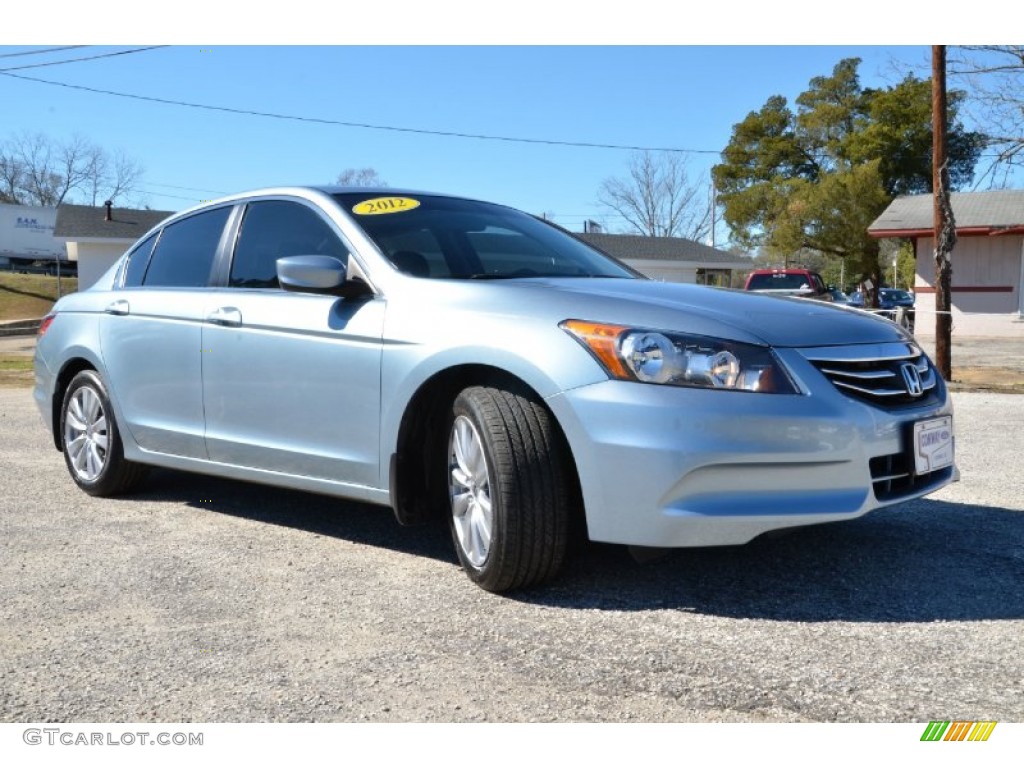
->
[560,319,798,394]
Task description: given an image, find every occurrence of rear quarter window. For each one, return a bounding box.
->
[122,231,159,288]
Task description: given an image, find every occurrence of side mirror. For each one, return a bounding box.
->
[277,255,346,292]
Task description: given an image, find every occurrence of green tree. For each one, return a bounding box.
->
[713,58,982,301]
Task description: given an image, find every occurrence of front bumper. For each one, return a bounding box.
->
[546,374,955,548]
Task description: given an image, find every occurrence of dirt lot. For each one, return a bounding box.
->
[1,386,1022,723]
[917,336,1024,393]
[0,335,37,388]
[3,327,1021,722]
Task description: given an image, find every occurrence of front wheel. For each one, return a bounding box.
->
[60,370,147,496]
[447,386,571,592]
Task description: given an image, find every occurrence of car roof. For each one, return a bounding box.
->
[122,185,540,261]
[215,185,459,203]
[147,185,487,233]
[748,268,816,274]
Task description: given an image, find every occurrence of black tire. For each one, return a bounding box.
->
[60,370,147,496]
[446,385,571,592]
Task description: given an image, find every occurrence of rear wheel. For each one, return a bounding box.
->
[447,386,571,592]
[60,370,147,496]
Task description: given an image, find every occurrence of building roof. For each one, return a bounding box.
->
[869,190,1024,237]
[577,232,750,266]
[54,204,174,241]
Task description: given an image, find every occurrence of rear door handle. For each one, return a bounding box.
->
[206,307,242,327]
[104,300,130,316]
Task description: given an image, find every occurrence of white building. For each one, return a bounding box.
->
[576,232,751,286]
[53,202,173,288]
[869,190,1024,337]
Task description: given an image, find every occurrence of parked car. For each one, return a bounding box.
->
[34,187,956,592]
[826,287,849,304]
[744,268,833,301]
[881,288,915,307]
[848,288,916,331]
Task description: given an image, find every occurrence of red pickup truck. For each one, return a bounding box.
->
[744,268,833,301]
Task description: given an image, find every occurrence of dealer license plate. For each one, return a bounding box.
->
[912,416,954,475]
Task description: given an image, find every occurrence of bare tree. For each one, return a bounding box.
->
[0,149,23,204]
[83,145,109,207]
[52,134,98,206]
[0,132,144,207]
[336,167,386,187]
[86,148,144,206]
[15,133,62,206]
[949,46,1024,186]
[597,151,712,241]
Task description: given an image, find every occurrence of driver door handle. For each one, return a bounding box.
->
[206,307,242,327]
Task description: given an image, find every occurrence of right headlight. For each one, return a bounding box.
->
[560,320,798,394]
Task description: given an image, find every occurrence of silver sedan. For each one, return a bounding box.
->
[34,187,956,592]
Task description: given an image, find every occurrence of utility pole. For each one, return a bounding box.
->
[932,45,956,380]
[710,178,716,249]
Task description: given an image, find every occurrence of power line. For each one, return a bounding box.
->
[0,46,89,59]
[133,187,207,203]
[0,46,168,73]
[143,182,230,194]
[0,69,718,155]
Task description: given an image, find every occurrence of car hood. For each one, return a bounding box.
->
[452,278,908,348]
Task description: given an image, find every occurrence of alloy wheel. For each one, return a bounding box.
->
[448,414,493,568]
[63,384,109,483]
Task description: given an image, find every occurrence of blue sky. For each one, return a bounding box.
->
[0,5,1004,246]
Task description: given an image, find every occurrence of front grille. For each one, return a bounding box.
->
[801,341,939,407]
[870,452,955,501]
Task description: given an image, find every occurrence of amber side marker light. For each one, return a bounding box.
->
[560,319,632,380]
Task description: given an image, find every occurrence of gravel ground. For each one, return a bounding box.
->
[1,387,1022,723]
[917,335,1024,392]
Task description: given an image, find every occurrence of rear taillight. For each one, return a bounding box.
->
[38,313,56,338]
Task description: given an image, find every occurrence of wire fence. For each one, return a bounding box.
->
[852,306,956,335]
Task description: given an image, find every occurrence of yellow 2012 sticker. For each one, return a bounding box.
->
[352,197,421,215]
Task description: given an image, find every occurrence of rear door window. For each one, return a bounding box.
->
[142,207,231,287]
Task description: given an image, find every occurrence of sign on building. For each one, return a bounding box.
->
[0,204,64,261]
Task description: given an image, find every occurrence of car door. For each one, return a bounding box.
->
[99,206,233,458]
[200,198,385,488]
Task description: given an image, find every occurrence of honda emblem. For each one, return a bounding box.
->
[900,362,923,397]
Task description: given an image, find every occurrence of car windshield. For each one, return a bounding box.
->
[333,193,638,280]
[881,289,913,302]
[746,273,814,291]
